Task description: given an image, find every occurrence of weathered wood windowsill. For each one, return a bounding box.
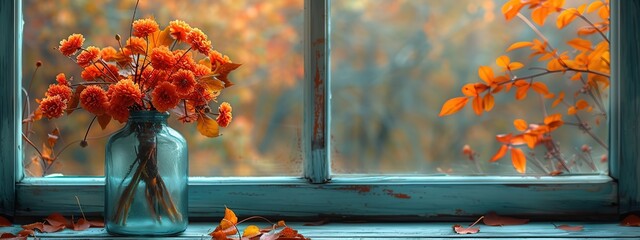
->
[3,222,639,239]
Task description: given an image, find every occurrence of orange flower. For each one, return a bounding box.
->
[126,37,147,55]
[132,18,159,38]
[216,102,232,127]
[107,78,142,108]
[188,83,215,106]
[209,50,232,67]
[81,65,103,81]
[100,47,118,62]
[171,69,196,97]
[45,84,73,102]
[55,73,69,86]
[187,28,212,55]
[150,46,176,70]
[173,50,196,71]
[80,85,109,115]
[151,82,180,112]
[58,34,84,56]
[169,20,192,43]
[108,104,130,123]
[39,95,67,119]
[193,64,211,77]
[76,46,101,67]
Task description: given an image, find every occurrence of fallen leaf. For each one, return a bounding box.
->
[555,224,583,231]
[21,222,44,232]
[17,229,35,237]
[452,224,480,234]
[0,216,11,227]
[621,214,640,226]
[42,223,65,233]
[0,232,26,240]
[45,213,70,228]
[483,212,529,226]
[72,218,91,231]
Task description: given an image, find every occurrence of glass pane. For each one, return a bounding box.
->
[22,0,303,177]
[330,0,609,175]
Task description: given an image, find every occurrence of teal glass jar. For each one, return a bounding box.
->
[105,110,188,236]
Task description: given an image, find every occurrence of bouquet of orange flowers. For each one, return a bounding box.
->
[35,17,239,228]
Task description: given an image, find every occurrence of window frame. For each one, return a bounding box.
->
[1,0,638,220]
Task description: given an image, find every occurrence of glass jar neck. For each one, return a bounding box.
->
[127,110,169,123]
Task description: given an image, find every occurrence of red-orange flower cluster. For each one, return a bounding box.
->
[58,34,84,56]
[216,102,233,127]
[42,18,240,137]
[76,46,100,67]
[187,28,212,55]
[80,85,109,116]
[132,18,159,38]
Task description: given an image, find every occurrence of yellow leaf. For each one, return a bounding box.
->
[502,0,524,21]
[514,119,528,131]
[508,62,524,71]
[587,1,604,13]
[146,26,173,53]
[496,55,510,68]
[197,114,220,137]
[598,4,609,20]
[242,225,261,238]
[567,38,593,51]
[506,41,534,52]
[478,66,494,84]
[439,97,470,117]
[199,76,225,93]
[483,94,495,111]
[511,148,527,174]
[556,8,579,29]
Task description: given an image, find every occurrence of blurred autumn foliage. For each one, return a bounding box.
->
[439,0,609,174]
[23,0,607,177]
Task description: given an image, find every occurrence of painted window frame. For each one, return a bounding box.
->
[1,0,638,220]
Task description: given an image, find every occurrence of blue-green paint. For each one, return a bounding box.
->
[613,0,640,215]
[7,222,640,239]
[303,0,331,184]
[0,0,21,216]
[17,176,616,220]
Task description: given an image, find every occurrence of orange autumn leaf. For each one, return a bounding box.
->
[210,207,239,239]
[506,41,534,52]
[496,55,524,71]
[576,99,590,110]
[523,133,538,149]
[587,1,605,13]
[514,119,528,131]
[462,83,479,97]
[45,212,70,228]
[568,106,577,115]
[556,224,584,231]
[146,26,173,53]
[212,62,242,88]
[478,66,494,84]
[556,8,580,29]
[196,114,220,138]
[472,96,483,115]
[439,97,469,117]
[531,82,550,95]
[66,85,85,115]
[515,84,529,100]
[483,94,495,111]
[511,147,526,174]
[567,38,593,51]
[552,92,565,108]
[598,4,609,20]
[490,145,508,162]
[452,224,480,234]
[544,113,564,131]
[72,218,91,231]
[501,0,524,21]
[97,114,111,130]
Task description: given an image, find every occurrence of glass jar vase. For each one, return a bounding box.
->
[105,110,188,236]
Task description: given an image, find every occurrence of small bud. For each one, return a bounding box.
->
[462,144,473,156]
[115,34,121,41]
[581,144,591,153]
[204,106,211,113]
[36,61,42,67]
[600,154,608,163]
[80,140,88,148]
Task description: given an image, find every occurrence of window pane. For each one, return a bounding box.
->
[22,0,303,177]
[330,0,609,175]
